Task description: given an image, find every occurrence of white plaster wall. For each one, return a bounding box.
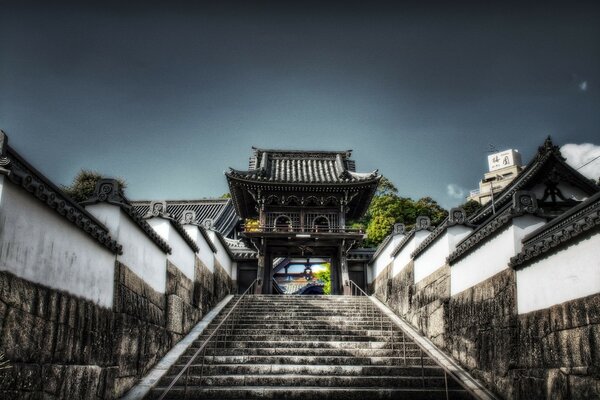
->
[0,178,116,307]
[512,215,547,249]
[392,230,429,277]
[414,226,472,284]
[451,228,514,296]
[207,230,232,277]
[516,233,600,314]
[372,234,404,280]
[231,261,237,281]
[86,203,167,293]
[183,225,215,273]
[147,218,195,280]
[450,215,545,296]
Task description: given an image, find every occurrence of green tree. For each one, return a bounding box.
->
[313,262,331,295]
[62,170,127,202]
[375,176,398,196]
[461,199,483,217]
[360,177,448,247]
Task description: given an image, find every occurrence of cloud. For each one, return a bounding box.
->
[446,183,466,200]
[579,81,588,91]
[561,143,600,181]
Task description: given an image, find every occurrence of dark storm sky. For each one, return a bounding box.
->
[1,1,599,208]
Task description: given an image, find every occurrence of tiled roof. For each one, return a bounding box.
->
[510,191,600,269]
[347,248,376,262]
[469,137,599,225]
[131,198,239,238]
[227,148,379,184]
[225,238,258,260]
[80,180,172,254]
[390,217,433,258]
[411,208,471,259]
[1,132,122,255]
[448,191,542,265]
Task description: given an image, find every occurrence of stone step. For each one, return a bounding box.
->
[231,321,395,328]
[236,315,385,319]
[183,347,424,358]
[198,340,418,350]
[164,363,447,377]
[158,374,461,388]
[215,328,395,336]
[149,386,474,400]
[234,312,385,318]
[203,334,394,342]
[176,355,438,366]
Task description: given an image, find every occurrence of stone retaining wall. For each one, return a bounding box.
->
[374,261,449,347]
[0,258,233,399]
[374,265,600,399]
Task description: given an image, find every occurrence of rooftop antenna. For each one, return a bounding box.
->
[487,144,498,153]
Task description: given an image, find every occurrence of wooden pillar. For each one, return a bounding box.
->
[255,239,266,294]
[255,254,264,294]
[331,253,340,295]
[263,253,273,294]
[340,245,351,295]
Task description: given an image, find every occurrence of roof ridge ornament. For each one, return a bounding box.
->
[81,179,172,254]
[180,209,196,225]
[146,200,170,218]
[0,130,12,175]
[511,190,539,214]
[536,135,564,161]
[415,216,431,230]
[448,207,467,226]
[84,178,129,205]
[393,223,405,234]
[203,218,215,230]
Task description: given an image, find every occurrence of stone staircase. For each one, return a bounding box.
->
[148,295,475,399]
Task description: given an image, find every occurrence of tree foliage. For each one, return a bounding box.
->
[356,176,448,247]
[461,199,483,217]
[62,169,127,203]
[313,262,331,295]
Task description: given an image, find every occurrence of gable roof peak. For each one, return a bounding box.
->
[536,136,564,161]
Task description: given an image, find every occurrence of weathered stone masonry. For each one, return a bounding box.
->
[370,139,600,399]
[374,261,600,399]
[0,257,232,399]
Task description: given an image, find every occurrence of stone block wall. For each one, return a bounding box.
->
[374,264,600,399]
[0,258,233,399]
[374,261,450,348]
[445,269,518,397]
[112,261,170,396]
[214,261,233,304]
[0,270,116,399]
[512,293,600,399]
[194,258,214,314]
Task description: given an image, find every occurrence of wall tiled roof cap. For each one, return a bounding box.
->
[448,191,541,265]
[510,191,600,269]
[81,179,172,254]
[131,198,239,238]
[139,201,200,253]
[390,216,433,258]
[469,136,599,225]
[0,131,122,255]
[411,208,471,259]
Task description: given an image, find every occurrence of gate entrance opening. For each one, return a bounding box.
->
[226,148,380,295]
[272,258,331,295]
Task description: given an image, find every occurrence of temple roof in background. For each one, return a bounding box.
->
[131,198,239,238]
[469,137,599,225]
[227,147,378,184]
[226,147,381,219]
